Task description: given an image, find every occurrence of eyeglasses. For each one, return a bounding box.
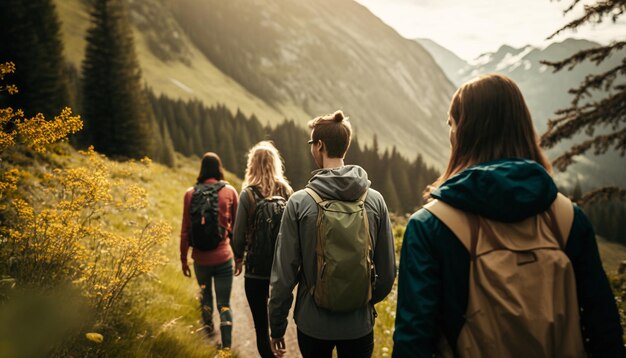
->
[308,139,318,145]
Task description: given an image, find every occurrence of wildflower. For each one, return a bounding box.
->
[85,332,104,343]
[216,347,232,358]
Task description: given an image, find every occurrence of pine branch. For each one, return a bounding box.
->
[542,89,626,148]
[545,1,626,203]
[547,0,626,40]
[578,186,626,205]
[551,126,626,171]
[561,0,583,15]
[541,41,626,71]
[568,61,626,106]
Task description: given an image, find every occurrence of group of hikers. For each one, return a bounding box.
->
[179,74,625,358]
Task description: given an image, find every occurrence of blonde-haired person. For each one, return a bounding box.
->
[232,141,293,358]
[392,74,624,357]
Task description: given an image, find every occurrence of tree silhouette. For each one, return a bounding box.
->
[0,0,70,119]
[147,90,439,213]
[540,0,626,204]
[81,0,152,159]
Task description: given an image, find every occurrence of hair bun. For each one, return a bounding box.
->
[332,110,345,122]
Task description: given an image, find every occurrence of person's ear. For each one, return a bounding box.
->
[318,140,325,152]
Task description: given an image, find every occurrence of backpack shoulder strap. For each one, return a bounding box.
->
[244,186,258,209]
[301,189,320,296]
[196,181,226,192]
[304,187,324,205]
[244,186,258,237]
[423,199,474,252]
[425,194,575,253]
[249,185,264,200]
[304,187,368,204]
[547,193,575,248]
[358,189,368,203]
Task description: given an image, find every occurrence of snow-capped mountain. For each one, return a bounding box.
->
[415,38,626,188]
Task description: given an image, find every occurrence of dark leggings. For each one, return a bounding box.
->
[244,277,273,358]
[297,329,374,358]
[194,259,233,348]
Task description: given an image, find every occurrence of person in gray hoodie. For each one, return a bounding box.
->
[268,110,396,358]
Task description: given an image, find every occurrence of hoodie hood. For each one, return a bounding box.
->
[431,159,557,222]
[306,165,371,201]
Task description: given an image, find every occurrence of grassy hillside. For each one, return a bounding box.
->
[0,137,241,356]
[598,237,626,273]
[54,0,292,126]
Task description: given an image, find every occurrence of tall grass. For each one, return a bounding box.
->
[373,223,405,357]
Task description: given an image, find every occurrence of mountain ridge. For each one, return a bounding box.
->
[55,0,456,166]
[416,37,626,188]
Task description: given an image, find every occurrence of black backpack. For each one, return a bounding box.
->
[244,186,287,277]
[189,182,226,251]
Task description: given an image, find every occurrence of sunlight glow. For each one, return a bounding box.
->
[354,0,626,60]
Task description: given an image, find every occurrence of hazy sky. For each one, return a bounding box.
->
[354,0,626,61]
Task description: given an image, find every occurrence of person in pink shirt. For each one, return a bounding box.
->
[180,152,238,356]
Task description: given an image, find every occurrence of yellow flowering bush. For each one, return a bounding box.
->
[0,63,170,327]
[0,62,18,95]
[2,148,170,318]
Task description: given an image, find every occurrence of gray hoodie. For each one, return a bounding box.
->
[269,165,396,340]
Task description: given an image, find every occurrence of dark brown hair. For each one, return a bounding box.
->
[430,74,552,193]
[197,152,225,183]
[307,110,352,158]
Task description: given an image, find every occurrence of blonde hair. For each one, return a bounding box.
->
[242,141,292,197]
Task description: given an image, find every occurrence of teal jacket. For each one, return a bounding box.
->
[393,159,624,358]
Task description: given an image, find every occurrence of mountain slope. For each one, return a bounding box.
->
[415,38,468,86]
[421,38,624,132]
[55,0,295,126]
[166,0,455,165]
[56,0,455,166]
[417,38,626,187]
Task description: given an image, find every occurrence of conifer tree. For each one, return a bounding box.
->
[382,169,401,213]
[0,0,70,118]
[81,0,152,159]
[219,123,239,174]
[248,114,265,144]
[237,126,252,172]
[390,147,413,212]
[200,114,217,151]
[541,0,626,204]
[158,121,176,167]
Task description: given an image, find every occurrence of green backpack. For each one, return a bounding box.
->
[304,187,374,312]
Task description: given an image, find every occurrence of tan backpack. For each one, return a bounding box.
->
[425,193,586,357]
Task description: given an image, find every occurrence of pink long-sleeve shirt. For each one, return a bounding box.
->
[180,179,238,266]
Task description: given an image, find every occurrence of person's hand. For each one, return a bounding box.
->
[234,259,243,276]
[182,262,191,277]
[271,337,286,357]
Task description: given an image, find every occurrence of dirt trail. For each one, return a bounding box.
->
[228,275,300,358]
